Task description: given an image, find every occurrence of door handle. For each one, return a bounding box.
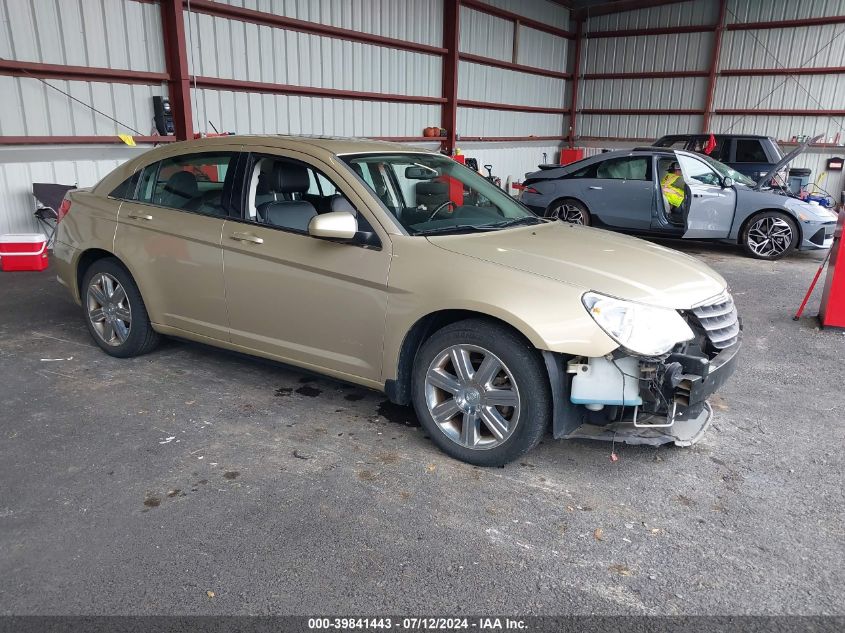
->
[588,186,603,190]
[127,213,153,220]
[230,232,264,244]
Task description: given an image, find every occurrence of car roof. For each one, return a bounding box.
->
[151,134,434,156]
[656,133,771,139]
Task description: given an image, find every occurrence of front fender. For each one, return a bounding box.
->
[382,237,618,381]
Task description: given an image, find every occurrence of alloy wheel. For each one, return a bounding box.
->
[423,344,521,450]
[86,273,132,346]
[746,216,794,258]
[551,202,586,224]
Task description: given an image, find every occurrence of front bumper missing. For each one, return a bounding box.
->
[543,338,741,447]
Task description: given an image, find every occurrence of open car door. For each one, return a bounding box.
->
[676,151,737,239]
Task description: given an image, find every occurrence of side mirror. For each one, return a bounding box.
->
[722,176,734,188]
[308,211,358,240]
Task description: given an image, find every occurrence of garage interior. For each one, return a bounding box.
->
[1,0,844,623]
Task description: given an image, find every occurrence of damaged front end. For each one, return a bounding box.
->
[545,291,741,447]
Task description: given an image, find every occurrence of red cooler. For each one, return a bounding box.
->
[0,233,49,272]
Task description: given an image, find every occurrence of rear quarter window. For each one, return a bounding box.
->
[734,139,768,163]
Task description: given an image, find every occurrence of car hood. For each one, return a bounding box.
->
[754,133,823,190]
[426,222,726,310]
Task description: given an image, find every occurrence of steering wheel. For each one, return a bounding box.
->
[427,199,458,221]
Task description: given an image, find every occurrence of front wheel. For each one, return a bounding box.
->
[411,319,551,466]
[81,258,160,357]
[741,211,798,260]
[546,198,591,225]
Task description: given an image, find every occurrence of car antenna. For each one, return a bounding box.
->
[208,121,220,134]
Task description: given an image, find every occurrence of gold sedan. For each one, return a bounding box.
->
[53,136,740,465]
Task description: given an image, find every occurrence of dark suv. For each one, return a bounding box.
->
[653,134,785,183]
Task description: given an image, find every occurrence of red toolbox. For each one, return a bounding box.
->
[0,233,49,272]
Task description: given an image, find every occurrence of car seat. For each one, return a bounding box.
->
[160,171,199,209]
[256,163,317,232]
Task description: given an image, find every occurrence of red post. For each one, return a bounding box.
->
[161,0,193,140]
[702,0,727,133]
[441,0,460,155]
[568,19,583,148]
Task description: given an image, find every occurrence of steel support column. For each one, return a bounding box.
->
[441,0,460,155]
[702,0,727,133]
[161,0,193,140]
[569,19,583,148]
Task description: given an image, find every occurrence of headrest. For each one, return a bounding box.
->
[260,162,310,194]
[164,171,198,197]
[331,195,356,215]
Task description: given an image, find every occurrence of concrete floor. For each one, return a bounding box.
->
[0,240,843,616]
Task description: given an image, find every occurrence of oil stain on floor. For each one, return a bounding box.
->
[377,400,420,427]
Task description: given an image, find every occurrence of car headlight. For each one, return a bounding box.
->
[582,292,694,356]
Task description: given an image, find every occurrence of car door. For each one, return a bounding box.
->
[676,152,737,239]
[580,156,655,229]
[114,147,242,341]
[221,148,392,383]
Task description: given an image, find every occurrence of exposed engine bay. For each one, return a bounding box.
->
[546,292,742,447]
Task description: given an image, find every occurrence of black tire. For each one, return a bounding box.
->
[411,319,551,466]
[740,210,799,260]
[546,198,591,226]
[81,258,160,358]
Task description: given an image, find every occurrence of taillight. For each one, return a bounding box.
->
[57,198,71,222]
[522,186,540,195]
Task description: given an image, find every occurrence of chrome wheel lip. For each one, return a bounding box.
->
[86,272,132,347]
[747,216,794,258]
[550,202,586,224]
[424,344,521,451]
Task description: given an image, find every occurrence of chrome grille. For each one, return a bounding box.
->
[690,292,740,350]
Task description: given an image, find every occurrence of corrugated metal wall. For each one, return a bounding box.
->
[577,0,845,200]
[457,1,569,185]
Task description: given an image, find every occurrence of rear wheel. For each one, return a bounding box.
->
[546,198,591,225]
[81,258,159,357]
[411,319,550,466]
[741,211,798,260]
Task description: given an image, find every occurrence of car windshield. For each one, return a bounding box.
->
[694,153,757,187]
[341,153,541,235]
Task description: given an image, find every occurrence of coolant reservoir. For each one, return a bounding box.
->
[569,356,643,407]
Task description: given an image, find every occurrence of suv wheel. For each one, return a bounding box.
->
[742,211,798,260]
[411,319,550,466]
[82,258,160,357]
[547,198,591,225]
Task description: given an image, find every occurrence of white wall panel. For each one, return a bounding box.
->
[586,0,717,31]
[726,0,845,23]
[720,26,845,70]
[581,77,707,111]
[0,156,133,235]
[579,114,702,139]
[0,76,165,137]
[0,0,165,72]
[459,142,565,182]
[479,0,569,29]
[207,0,444,46]
[517,26,568,72]
[457,107,566,137]
[185,13,441,97]
[458,5,514,61]
[709,114,845,146]
[581,32,712,73]
[192,88,440,137]
[458,61,566,109]
[715,74,845,111]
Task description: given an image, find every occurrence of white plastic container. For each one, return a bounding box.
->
[569,356,643,408]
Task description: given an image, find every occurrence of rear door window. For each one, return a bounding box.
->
[733,139,768,163]
[595,157,652,181]
[137,152,237,216]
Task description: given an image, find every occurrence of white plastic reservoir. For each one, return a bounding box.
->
[569,356,643,408]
